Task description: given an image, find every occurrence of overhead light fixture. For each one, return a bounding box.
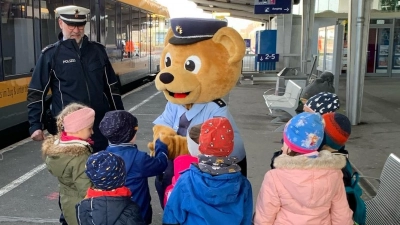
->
[209,5,214,7]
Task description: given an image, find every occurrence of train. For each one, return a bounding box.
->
[0,0,170,132]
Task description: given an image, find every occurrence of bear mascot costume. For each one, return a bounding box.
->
[147,18,247,207]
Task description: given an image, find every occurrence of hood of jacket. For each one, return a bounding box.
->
[42,135,91,177]
[272,150,346,208]
[189,164,245,206]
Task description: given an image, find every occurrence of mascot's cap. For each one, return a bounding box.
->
[169,18,227,45]
[55,5,89,26]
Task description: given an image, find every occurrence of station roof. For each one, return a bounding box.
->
[119,0,170,17]
[188,0,270,22]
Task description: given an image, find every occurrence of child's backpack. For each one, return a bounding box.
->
[341,157,366,225]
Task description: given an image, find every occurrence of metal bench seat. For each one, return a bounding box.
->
[365,153,400,225]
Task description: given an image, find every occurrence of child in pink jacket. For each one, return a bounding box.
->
[254,112,354,225]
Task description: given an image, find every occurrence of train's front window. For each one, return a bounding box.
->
[1,0,35,76]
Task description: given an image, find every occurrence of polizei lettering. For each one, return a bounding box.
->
[63,59,76,64]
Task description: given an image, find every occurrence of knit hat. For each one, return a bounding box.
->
[63,107,95,133]
[283,112,325,154]
[99,110,138,144]
[199,117,234,157]
[323,112,351,150]
[85,152,126,190]
[305,92,340,115]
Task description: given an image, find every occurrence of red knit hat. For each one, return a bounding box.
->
[198,117,234,157]
[323,112,351,149]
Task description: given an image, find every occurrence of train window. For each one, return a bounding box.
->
[1,0,35,76]
[121,4,133,59]
[105,0,117,61]
[41,0,63,48]
[131,7,140,58]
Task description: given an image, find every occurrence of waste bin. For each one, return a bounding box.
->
[275,67,308,96]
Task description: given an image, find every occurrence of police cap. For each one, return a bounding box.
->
[169,18,227,45]
[55,5,89,26]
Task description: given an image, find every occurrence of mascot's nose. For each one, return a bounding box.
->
[159,73,174,84]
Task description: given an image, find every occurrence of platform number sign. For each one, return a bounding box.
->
[254,0,292,14]
[257,54,279,62]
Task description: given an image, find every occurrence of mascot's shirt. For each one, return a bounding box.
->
[153,101,246,161]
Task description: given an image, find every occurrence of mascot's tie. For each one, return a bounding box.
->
[177,113,191,136]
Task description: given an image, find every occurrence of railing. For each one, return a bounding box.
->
[241,53,301,74]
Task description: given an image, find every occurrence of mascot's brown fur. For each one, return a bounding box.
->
[148,22,245,159]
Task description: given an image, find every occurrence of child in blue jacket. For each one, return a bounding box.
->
[99,110,169,224]
[162,117,253,225]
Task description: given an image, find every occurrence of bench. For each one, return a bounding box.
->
[365,153,400,225]
[263,79,302,117]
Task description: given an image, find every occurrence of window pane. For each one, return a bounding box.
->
[41,0,63,48]
[105,0,117,61]
[1,0,35,76]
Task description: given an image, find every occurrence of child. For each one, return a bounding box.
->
[99,110,169,224]
[163,117,253,225]
[254,112,353,225]
[41,103,94,225]
[163,124,201,207]
[76,151,145,225]
[270,92,341,169]
[322,113,366,224]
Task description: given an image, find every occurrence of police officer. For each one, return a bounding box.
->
[27,5,124,152]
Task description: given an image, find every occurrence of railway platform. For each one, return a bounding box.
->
[0,77,399,224]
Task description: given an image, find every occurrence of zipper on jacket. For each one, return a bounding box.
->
[77,53,91,104]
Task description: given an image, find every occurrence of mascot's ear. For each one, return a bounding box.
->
[164,28,174,47]
[212,27,245,64]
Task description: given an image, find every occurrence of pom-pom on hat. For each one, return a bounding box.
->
[323,112,351,150]
[63,107,95,133]
[199,117,234,157]
[85,152,126,190]
[283,112,325,154]
[55,5,89,26]
[99,110,138,144]
[305,92,340,115]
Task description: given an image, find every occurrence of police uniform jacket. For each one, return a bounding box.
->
[27,34,124,151]
[153,100,246,161]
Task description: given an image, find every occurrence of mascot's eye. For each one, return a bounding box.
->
[184,56,201,74]
[165,53,172,67]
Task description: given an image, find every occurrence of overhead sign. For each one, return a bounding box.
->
[257,54,279,62]
[254,0,292,14]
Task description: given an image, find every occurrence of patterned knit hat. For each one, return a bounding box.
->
[99,110,138,144]
[283,112,325,154]
[323,112,351,150]
[199,117,234,157]
[305,92,340,115]
[85,152,126,190]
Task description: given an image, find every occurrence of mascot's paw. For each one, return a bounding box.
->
[159,134,189,160]
[148,125,177,156]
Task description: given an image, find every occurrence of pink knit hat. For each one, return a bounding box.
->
[63,108,95,133]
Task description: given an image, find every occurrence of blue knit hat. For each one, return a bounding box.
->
[283,112,325,154]
[85,152,126,190]
[99,110,138,144]
[305,92,340,115]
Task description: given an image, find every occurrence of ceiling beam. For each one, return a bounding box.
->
[188,0,254,13]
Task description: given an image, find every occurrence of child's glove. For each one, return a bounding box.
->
[159,134,189,160]
[148,125,177,157]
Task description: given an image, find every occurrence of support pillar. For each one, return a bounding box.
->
[346,0,372,125]
[301,0,315,74]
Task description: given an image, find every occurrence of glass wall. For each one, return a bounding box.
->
[1,0,35,76]
[393,19,400,73]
